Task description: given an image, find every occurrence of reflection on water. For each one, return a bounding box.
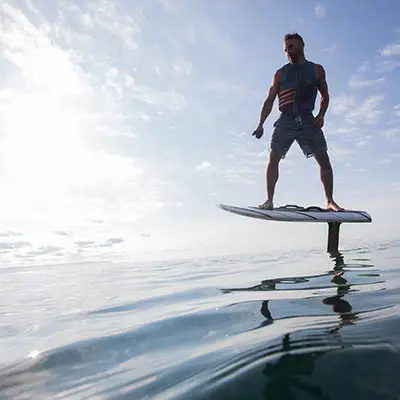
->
[222,250,383,296]
[255,257,360,400]
[0,247,399,399]
[261,334,327,400]
[323,272,359,334]
[204,250,398,400]
[255,251,365,338]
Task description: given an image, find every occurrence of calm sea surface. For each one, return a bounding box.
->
[1,240,399,399]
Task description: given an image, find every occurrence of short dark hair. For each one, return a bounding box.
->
[284,32,304,45]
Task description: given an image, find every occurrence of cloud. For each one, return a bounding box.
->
[357,61,371,73]
[335,127,360,134]
[60,1,144,50]
[380,43,400,56]
[158,0,185,13]
[155,57,192,80]
[330,94,356,115]
[158,0,174,10]
[176,15,236,59]
[219,148,269,186]
[376,153,400,165]
[228,130,249,141]
[0,230,23,237]
[74,237,124,249]
[124,74,187,111]
[0,4,85,95]
[328,144,356,158]
[314,4,326,18]
[321,44,337,53]
[356,42,400,75]
[201,24,236,58]
[25,245,64,256]
[348,75,385,89]
[345,94,384,125]
[93,64,188,114]
[0,241,31,250]
[195,161,214,171]
[376,59,400,73]
[382,126,400,140]
[203,81,255,100]
[140,113,152,121]
[104,67,124,98]
[0,2,168,232]
[222,167,257,186]
[394,104,400,117]
[355,135,373,148]
[173,57,192,77]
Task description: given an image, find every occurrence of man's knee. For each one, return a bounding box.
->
[268,150,281,166]
[314,150,332,170]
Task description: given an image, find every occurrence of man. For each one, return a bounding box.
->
[252,32,343,211]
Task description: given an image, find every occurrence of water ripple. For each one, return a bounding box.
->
[0,247,399,399]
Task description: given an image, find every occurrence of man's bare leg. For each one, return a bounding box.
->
[314,151,343,211]
[258,151,280,209]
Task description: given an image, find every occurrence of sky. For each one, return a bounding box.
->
[0,0,399,264]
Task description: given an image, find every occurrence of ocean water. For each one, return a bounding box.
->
[1,240,400,399]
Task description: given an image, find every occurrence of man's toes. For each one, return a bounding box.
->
[258,200,273,210]
[328,202,344,211]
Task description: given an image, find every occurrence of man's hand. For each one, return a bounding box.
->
[314,113,324,129]
[253,70,280,140]
[252,126,264,139]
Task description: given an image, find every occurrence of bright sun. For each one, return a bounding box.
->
[1,90,90,221]
[4,92,87,182]
[0,4,151,230]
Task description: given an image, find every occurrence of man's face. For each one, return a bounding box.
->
[284,39,303,63]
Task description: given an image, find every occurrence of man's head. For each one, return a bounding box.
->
[283,33,305,64]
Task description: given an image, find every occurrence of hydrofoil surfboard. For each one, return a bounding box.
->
[217,204,372,223]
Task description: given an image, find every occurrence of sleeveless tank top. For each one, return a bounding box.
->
[277,60,318,116]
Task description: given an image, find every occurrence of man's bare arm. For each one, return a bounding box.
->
[316,64,329,117]
[257,70,280,129]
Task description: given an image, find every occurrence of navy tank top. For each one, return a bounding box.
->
[277,60,318,116]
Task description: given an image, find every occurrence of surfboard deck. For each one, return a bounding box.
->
[217,203,372,223]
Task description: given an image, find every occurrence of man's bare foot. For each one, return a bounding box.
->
[258,199,274,210]
[327,201,344,211]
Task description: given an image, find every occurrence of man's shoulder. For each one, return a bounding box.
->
[304,59,324,68]
[279,62,291,71]
[275,63,291,77]
[307,60,324,70]
[304,60,325,78]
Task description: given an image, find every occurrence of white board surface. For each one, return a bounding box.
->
[218,204,372,223]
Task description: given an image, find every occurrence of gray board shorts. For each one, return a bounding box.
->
[270,113,328,159]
